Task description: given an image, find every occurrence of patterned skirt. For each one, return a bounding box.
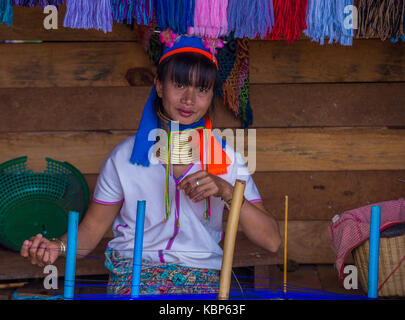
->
[104,248,220,295]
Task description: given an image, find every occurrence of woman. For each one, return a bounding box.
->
[20,35,281,295]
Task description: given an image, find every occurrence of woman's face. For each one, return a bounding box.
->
[155,75,214,125]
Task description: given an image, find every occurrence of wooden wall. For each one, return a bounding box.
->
[1,5,405,270]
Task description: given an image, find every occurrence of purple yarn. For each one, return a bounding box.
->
[227,0,274,39]
[63,0,112,34]
[14,0,65,8]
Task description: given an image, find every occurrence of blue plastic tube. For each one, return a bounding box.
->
[131,200,146,299]
[64,211,79,300]
[368,205,381,299]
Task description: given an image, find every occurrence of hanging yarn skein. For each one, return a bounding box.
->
[13,0,65,8]
[267,0,308,42]
[227,0,274,39]
[221,38,252,127]
[356,0,405,41]
[110,0,153,25]
[0,0,13,26]
[155,0,194,34]
[189,0,228,38]
[63,0,112,34]
[305,0,354,46]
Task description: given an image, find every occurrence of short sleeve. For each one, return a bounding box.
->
[93,156,124,205]
[232,152,262,203]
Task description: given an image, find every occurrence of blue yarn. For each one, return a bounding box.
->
[155,0,193,34]
[227,0,274,39]
[0,0,13,26]
[155,0,166,31]
[305,0,353,46]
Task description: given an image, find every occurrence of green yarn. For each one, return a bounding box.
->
[0,0,13,26]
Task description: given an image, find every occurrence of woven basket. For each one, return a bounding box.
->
[353,233,405,297]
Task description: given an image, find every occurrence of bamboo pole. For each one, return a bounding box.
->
[217,179,246,300]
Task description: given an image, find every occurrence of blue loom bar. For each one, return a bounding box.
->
[368,205,381,299]
[131,200,146,299]
[64,211,79,300]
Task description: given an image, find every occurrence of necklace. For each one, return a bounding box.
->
[155,107,202,165]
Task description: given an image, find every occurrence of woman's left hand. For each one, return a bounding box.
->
[177,170,233,202]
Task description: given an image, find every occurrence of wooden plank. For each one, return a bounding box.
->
[250,39,405,84]
[0,87,239,133]
[1,83,405,132]
[1,128,404,174]
[0,5,137,41]
[0,221,344,280]
[85,170,405,221]
[251,171,405,220]
[0,42,152,88]
[233,220,350,267]
[250,83,405,128]
[0,238,109,281]
[0,131,132,173]
[254,128,405,171]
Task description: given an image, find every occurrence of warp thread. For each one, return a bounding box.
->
[227,0,274,39]
[63,0,113,34]
[155,0,194,34]
[188,0,228,38]
[356,0,405,41]
[304,0,354,46]
[266,0,308,42]
[110,0,153,25]
[0,0,13,26]
[13,0,65,7]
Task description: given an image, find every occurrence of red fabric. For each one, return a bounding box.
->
[329,198,405,280]
[198,115,231,176]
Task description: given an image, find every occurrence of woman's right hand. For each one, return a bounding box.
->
[20,233,61,267]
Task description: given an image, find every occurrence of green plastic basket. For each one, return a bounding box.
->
[0,156,90,251]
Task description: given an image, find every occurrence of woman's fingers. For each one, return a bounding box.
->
[29,234,43,265]
[20,234,60,267]
[20,240,31,258]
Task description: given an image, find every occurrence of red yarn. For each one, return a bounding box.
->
[266,0,308,42]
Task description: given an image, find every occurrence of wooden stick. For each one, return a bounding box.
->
[0,282,27,289]
[217,179,246,300]
[284,195,288,295]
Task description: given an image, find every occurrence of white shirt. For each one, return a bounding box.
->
[93,135,262,270]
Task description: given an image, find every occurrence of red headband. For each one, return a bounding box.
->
[158,47,219,70]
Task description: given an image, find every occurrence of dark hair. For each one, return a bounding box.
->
[155,52,221,119]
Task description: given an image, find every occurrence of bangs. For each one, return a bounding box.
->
[158,52,219,90]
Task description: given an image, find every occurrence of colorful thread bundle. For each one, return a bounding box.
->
[188,0,228,39]
[305,0,354,46]
[227,0,275,39]
[110,0,153,25]
[13,0,65,8]
[266,0,308,42]
[63,0,113,34]
[355,0,405,41]
[155,0,195,35]
[0,0,13,26]
[221,38,252,128]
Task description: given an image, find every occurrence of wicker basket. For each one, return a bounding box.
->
[353,233,405,297]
